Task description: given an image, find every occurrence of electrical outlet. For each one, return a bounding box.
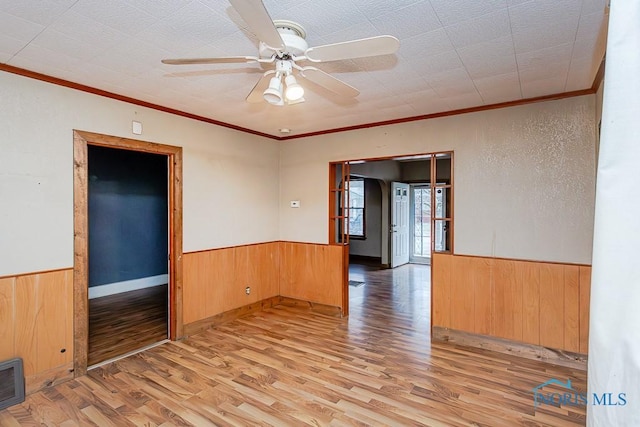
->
[245,286,251,295]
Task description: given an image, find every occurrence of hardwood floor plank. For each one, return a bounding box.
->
[3,263,586,426]
[88,284,168,365]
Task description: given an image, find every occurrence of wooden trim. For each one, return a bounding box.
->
[171,148,184,340]
[329,164,337,244]
[449,252,592,267]
[183,241,280,255]
[183,296,281,337]
[25,362,74,395]
[348,255,382,264]
[280,89,596,140]
[347,177,366,239]
[591,59,606,92]
[0,267,72,280]
[432,326,587,371]
[72,133,89,377]
[0,64,277,140]
[342,245,349,316]
[277,297,343,317]
[2,64,600,141]
[279,240,336,246]
[328,162,351,315]
[72,130,183,377]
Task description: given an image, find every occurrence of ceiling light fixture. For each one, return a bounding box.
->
[263,76,283,105]
[284,74,304,101]
[262,60,305,106]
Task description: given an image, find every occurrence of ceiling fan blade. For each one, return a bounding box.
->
[305,35,400,62]
[299,67,359,97]
[246,71,275,103]
[162,56,258,65]
[229,0,285,51]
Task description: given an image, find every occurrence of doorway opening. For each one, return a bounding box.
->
[87,146,169,366]
[73,131,183,376]
[329,152,453,318]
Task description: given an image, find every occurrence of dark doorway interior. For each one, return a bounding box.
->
[87,146,169,366]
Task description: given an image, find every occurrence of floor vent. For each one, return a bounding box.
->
[0,358,25,410]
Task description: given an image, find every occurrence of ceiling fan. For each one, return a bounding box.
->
[161,0,400,106]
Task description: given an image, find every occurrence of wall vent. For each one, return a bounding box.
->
[0,358,25,410]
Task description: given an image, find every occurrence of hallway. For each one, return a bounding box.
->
[349,262,431,336]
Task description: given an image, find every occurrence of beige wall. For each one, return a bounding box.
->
[280,95,597,265]
[0,71,280,277]
[0,70,597,275]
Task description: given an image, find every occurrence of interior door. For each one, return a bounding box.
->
[410,185,431,263]
[391,182,410,267]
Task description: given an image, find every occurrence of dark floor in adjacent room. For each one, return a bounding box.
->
[88,284,168,366]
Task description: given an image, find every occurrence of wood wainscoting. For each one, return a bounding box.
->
[279,242,344,309]
[0,269,74,394]
[432,253,591,354]
[2,241,345,395]
[183,241,344,334]
[182,242,280,328]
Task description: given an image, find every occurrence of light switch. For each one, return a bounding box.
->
[290,200,300,208]
[132,120,143,135]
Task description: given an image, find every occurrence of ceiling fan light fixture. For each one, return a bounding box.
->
[263,76,283,105]
[284,74,304,101]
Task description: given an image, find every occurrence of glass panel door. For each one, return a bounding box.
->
[410,185,431,263]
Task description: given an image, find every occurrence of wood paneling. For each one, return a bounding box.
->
[563,265,580,353]
[579,266,591,353]
[473,257,492,335]
[15,275,38,375]
[183,242,280,326]
[450,256,475,332]
[539,263,565,349]
[492,259,523,342]
[279,242,343,308]
[431,253,451,327]
[432,254,591,354]
[208,247,236,318]
[253,243,280,300]
[0,269,73,393]
[182,251,208,324]
[0,277,15,361]
[521,261,540,345]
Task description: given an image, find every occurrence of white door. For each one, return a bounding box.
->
[391,182,410,267]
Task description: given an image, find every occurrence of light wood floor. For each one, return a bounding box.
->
[1,263,586,426]
[89,284,168,366]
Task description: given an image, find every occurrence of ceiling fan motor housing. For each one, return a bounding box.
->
[259,20,309,58]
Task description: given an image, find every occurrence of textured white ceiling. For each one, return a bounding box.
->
[0,0,608,137]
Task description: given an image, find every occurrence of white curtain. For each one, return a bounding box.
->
[588,0,640,425]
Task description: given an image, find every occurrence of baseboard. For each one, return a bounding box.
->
[183,296,343,337]
[349,255,382,264]
[277,297,342,317]
[432,326,587,370]
[183,296,281,337]
[25,363,74,395]
[89,274,168,299]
